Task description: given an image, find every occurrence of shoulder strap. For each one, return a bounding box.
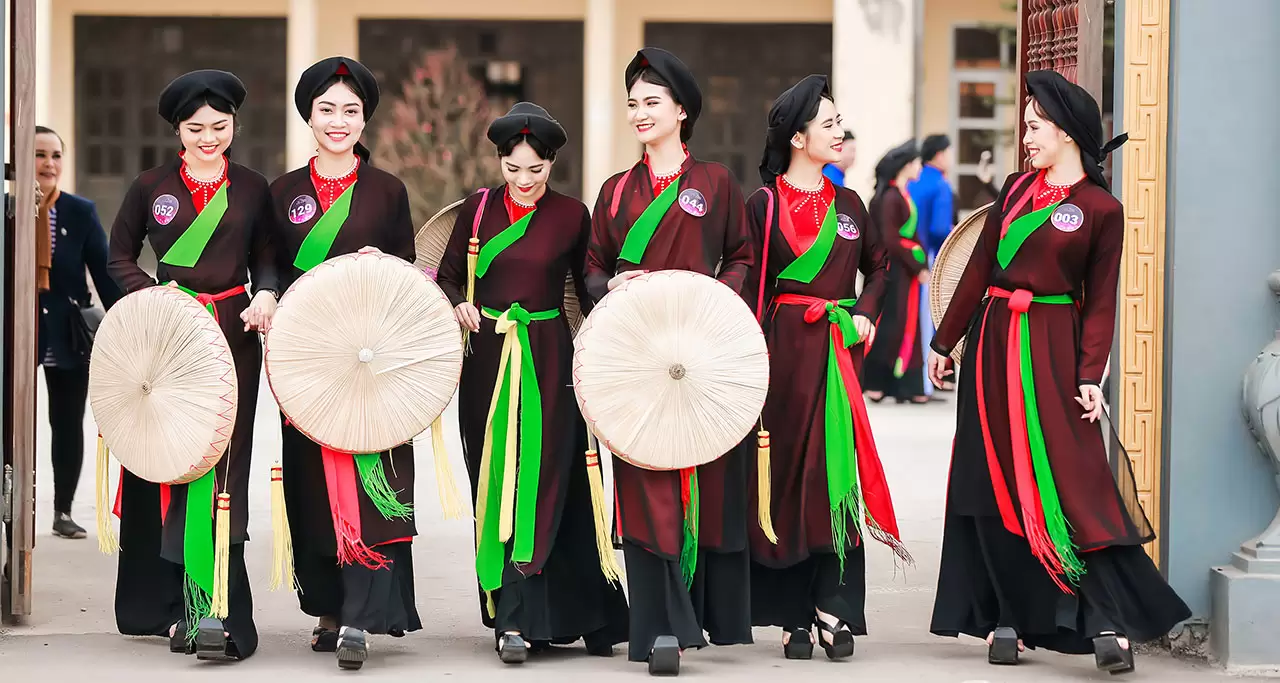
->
[754,187,775,323]
[609,167,636,219]
[471,188,490,238]
[1001,171,1036,213]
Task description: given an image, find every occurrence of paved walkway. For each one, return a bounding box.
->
[0,371,1231,681]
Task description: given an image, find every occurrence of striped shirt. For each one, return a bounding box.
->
[41,206,58,366]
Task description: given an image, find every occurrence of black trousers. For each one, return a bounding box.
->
[43,364,89,514]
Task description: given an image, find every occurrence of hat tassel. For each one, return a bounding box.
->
[431,414,465,520]
[95,434,118,555]
[585,429,624,585]
[464,237,479,352]
[210,492,232,619]
[756,422,778,544]
[268,464,297,592]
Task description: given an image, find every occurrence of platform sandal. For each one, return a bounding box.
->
[1093,632,1135,675]
[648,635,680,676]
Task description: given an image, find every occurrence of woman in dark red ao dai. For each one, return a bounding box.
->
[436,102,629,664]
[585,47,755,677]
[269,56,420,671]
[926,70,1190,674]
[107,69,278,662]
[745,75,910,662]
[862,140,929,404]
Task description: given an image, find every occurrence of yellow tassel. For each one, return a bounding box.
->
[431,415,465,520]
[485,591,496,619]
[269,464,296,592]
[95,434,118,555]
[464,237,479,351]
[586,445,625,585]
[211,492,231,619]
[757,427,778,544]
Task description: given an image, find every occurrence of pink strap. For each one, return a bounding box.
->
[471,188,490,238]
[610,168,635,219]
[1000,172,1037,237]
[1002,171,1035,213]
[754,187,775,323]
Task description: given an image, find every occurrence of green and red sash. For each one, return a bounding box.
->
[891,195,924,378]
[777,203,838,284]
[293,182,356,271]
[618,176,682,264]
[160,181,229,268]
[973,196,1083,592]
[474,303,558,592]
[774,295,910,570]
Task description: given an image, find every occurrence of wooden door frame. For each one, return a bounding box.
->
[3,0,39,624]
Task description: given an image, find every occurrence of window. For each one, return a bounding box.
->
[950,24,1015,213]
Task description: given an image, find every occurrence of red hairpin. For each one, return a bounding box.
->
[336,64,351,76]
[520,127,530,134]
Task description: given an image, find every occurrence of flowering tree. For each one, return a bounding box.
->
[373,45,504,227]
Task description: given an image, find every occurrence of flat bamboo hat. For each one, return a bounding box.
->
[415,197,584,334]
[572,270,769,470]
[266,248,464,453]
[930,203,992,365]
[88,286,237,485]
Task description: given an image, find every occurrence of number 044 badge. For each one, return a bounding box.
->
[1051,204,1084,233]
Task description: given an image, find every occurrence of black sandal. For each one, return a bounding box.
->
[814,617,855,660]
[194,617,238,661]
[988,627,1020,665]
[783,627,814,660]
[498,633,529,664]
[336,627,368,670]
[1093,633,1135,675]
[648,635,680,676]
[312,626,340,653]
[169,621,193,654]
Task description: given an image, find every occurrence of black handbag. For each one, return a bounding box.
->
[67,299,104,359]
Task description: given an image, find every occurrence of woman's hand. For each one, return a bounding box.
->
[1075,384,1105,423]
[607,269,647,291]
[917,269,932,285]
[454,302,481,332]
[241,291,277,332]
[852,314,875,344]
[927,350,953,388]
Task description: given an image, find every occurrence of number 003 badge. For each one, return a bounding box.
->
[1051,204,1084,233]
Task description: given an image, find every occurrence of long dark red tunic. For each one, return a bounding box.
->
[585,155,754,560]
[743,179,890,566]
[438,186,594,575]
[863,186,927,399]
[269,162,419,555]
[107,156,278,544]
[931,171,1149,555]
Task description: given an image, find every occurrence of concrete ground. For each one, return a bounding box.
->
[0,370,1234,681]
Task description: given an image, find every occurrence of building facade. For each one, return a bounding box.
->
[35,0,1017,223]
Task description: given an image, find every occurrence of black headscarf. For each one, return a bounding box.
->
[873,140,920,194]
[759,75,831,185]
[625,48,703,142]
[157,70,246,126]
[1025,70,1128,191]
[487,102,568,152]
[294,57,381,162]
[921,134,951,163]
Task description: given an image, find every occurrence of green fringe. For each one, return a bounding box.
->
[183,573,212,643]
[830,486,865,581]
[680,470,700,589]
[354,452,414,521]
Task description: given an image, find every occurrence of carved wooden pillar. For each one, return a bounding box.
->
[1015,0,1104,166]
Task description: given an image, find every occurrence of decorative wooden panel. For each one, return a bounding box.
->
[644,23,833,195]
[1016,0,1104,163]
[1117,0,1171,565]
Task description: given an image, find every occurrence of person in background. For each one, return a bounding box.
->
[822,129,856,187]
[909,134,956,393]
[34,125,122,539]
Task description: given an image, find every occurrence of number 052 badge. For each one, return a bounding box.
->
[1051,204,1084,233]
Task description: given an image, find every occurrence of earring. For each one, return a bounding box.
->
[792,141,803,150]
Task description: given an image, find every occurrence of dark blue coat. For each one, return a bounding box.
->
[38,191,122,366]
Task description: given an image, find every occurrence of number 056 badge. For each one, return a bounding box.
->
[1051,204,1084,233]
